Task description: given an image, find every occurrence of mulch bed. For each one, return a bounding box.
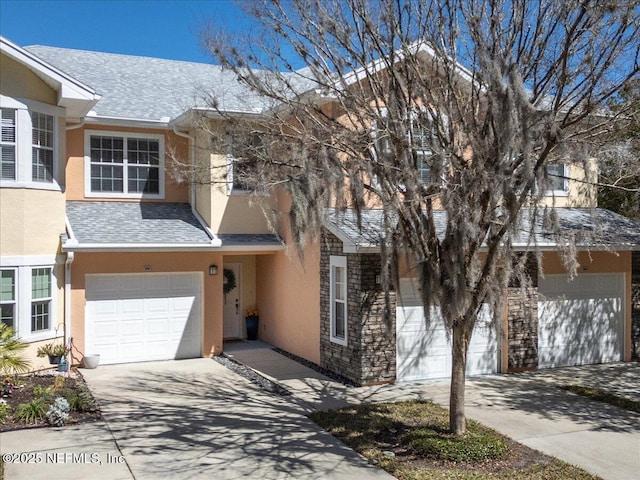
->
[213,354,291,396]
[0,370,101,431]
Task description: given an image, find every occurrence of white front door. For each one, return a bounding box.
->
[223,263,242,339]
[538,273,624,368]
[85,273,202,365]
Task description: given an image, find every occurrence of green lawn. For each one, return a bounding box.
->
[310,400,601,480]
[558,385,640,413]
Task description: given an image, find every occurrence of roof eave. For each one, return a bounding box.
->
[62,242,223,253]
[1,36,100,117]
[170,107,265,129]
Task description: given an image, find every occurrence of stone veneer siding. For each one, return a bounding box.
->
[632,251,640,360]
[507,287,538,370]
[320,230,396,385]
[507,255,539,371]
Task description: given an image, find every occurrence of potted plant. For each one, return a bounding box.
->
[245,306,259,340]
[37,342,69,365]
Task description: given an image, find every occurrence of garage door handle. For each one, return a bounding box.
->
[235,299,239,315]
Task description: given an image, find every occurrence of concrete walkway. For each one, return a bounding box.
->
[227,341,640,480]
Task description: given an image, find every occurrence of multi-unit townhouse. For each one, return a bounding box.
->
[1,36,639,384]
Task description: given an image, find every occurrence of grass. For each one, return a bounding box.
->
[558,385,640,413]
[310,400,601,479]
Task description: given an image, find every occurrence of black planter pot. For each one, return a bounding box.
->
[48,355,62,365]
[245,315,259,340]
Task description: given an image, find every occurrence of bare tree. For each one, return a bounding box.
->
[196,0,640,434]
[597,79,640,221]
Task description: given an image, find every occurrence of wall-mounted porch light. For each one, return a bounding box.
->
[209,265,218,275]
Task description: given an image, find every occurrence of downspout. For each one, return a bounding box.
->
[172,124,221,246]
[63,217,77,367]
[62,120,84,367]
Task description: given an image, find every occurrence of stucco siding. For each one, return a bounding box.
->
[0,189,65,255]
[0,53,57,104]
[256,243,321,364]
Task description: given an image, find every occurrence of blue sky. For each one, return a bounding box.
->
[0,0,250,63]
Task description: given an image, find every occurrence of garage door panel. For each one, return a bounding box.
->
[399,353,450,381]
[396,279,497,382]
[538,273,623,368]
[146,297,170,312]
[467,350,497,375]
[85,273,202,365]
[146,319,169,336]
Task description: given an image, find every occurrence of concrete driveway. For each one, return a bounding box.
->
[77,358,392,480]
[228,343,640,480]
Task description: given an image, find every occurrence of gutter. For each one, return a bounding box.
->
[172,124,222,247]
[62,243,225,253]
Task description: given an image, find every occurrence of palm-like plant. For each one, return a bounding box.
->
[0,324,31,376]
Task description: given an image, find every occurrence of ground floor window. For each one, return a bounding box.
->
[0,269,16,329]
[0,261,56,340]
[330,255,348,345]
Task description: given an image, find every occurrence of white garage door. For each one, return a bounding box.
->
[396,279,498,382]
[85,273,202,365]
[538,273,624,368]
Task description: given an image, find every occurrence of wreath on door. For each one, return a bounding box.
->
[223,268,237,295]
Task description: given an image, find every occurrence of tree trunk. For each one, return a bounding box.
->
[449,322,470,435]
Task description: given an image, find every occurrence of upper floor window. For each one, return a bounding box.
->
[1,109,16,180]
[373,113,438,187]
[85,130,164,198]
[545,163,569,194]
[227,132,261,194]
[410,123,435,185]
[0,99,60,189]
[31,112,54,183]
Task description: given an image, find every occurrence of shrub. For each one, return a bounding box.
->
[0,401,11,422]
[51,375,66,393]
[62,389,95,413]
[0,324,30,376]
[46,397,70,426]
[15,398,47,424]
[33,385,49,398]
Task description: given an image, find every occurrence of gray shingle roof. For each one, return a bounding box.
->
[66,201,212,245]
[325,208,640,250]
[24,46,276,120]
[217,234,283,248]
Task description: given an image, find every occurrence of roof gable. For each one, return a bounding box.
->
[1,36,99,118]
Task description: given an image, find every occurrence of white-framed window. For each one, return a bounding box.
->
[226,132,262,194]
[0,269,16,329]
[372,111,438,186]
[545,163,569,194]
[409,122,435,185]
[30,267,52,332]
[0,259,57,341]
[1,108,17,180]
[0,97,61,189]
[31,112,54,182]
[84,130,164,198]
[329,255,348,346]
